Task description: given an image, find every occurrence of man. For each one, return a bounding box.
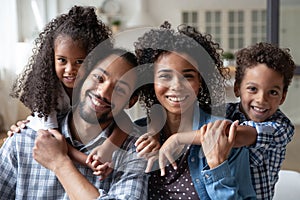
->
[0,48,148,200]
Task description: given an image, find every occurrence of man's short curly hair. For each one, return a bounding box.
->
[235,42,296,92]
[10,5,112,119]
[134,21,229,116]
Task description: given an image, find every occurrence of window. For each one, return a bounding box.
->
[205,11,222,44]
[228,10,244,50]
[251,10,266,44]
[182,11,198,29]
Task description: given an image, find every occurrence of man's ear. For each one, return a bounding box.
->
[279,91,287,105]
[233,82,240,97]
[127,95,138,109]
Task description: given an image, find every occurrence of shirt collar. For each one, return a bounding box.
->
[59,110,115,152]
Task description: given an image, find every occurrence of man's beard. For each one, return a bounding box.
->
[78,100,113,124]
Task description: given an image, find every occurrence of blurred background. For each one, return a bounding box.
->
[0,0,299,172]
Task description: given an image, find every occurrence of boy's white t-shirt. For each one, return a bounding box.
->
[26,84,71,131]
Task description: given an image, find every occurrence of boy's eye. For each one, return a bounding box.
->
[247,86,257,92]
[270,90,279,96]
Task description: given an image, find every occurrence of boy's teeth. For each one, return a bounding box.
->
[253,106,266,112]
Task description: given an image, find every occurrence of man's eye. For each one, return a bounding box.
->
[115,86,127,95]
[93,74,104,83]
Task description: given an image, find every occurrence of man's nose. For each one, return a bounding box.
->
[96,81,113,102]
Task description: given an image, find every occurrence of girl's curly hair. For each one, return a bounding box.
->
[10,5,112,119]
[235,42,296,92]
[134,21,229,116]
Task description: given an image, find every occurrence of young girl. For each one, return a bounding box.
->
[9,5,130,176]
[158,42,296,200]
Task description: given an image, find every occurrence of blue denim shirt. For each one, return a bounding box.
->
[188,108,257,199]
[135,106,256,199]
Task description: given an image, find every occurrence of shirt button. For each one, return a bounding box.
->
[195,178,200,183]
[191,157,195,162]
[205,174,210,179]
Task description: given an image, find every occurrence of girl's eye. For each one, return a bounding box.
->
[76,60,84,65]
[57,58,66,63]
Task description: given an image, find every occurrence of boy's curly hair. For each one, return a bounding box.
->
[134,21,229,115]
[10,5,112,119]
[235,42,296,92]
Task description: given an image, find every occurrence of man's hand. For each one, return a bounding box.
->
[33,129,70,172]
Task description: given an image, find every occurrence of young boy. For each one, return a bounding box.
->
[226,42,296,199]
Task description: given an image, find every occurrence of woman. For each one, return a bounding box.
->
[134,21,256,200]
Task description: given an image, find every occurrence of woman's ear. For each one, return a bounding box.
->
[233,82,240,97]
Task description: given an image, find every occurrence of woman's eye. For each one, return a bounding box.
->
[183,74,195,79]
[158,74,172,80]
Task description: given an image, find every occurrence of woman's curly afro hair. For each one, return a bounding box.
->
[134,21,229,116]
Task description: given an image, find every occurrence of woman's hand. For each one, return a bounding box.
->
[158,134,185,176]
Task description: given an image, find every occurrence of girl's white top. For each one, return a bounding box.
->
[26,84,71,131]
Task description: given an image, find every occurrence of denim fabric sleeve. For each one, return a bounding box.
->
[201,148,256,200]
